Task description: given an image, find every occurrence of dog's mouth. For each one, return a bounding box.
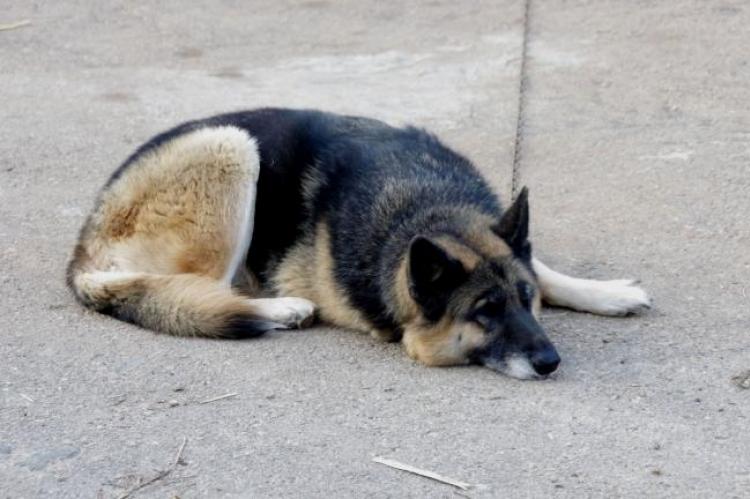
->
[481,353,561,380]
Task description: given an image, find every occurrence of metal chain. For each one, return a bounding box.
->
[511,0,532,199]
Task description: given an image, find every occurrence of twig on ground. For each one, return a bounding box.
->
[373,456,472,491]
[172,436,188,467]
[117,437,187,499]
[0,20,31,32]
[199,392,237,404]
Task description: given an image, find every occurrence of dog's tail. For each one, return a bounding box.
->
[67,263,281,339]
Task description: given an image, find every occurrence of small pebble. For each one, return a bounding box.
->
[731,370,750,390]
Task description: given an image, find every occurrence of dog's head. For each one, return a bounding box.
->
[400,188,560,379]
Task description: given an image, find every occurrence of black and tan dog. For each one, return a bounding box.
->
[68,108,650,379]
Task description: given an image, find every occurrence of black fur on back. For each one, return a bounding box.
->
[113,109,506,333]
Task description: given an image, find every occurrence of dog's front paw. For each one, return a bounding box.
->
[252,297,317,328]
[582,279,652,316]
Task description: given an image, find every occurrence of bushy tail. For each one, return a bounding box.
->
[67,268,280,338]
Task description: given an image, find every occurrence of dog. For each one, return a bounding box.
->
[67,108,650,379]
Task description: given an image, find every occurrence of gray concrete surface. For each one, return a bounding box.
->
[1,1,748,497]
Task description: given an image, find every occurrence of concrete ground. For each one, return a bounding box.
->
[1,1,748,497]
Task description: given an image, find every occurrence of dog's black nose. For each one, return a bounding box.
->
[531,349,561,376]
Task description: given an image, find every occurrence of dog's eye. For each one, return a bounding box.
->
[472,296,505,329]
[517,282,534,309]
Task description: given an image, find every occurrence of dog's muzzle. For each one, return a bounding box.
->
[476,309,561,379]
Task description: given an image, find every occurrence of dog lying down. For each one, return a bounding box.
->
[67,108,650,379]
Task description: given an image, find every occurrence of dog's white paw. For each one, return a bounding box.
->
[577,279,652,316]
[251,297,317,328]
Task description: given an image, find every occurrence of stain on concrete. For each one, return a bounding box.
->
[101,92,136,102]
[714,5,741,15]
[299,0,330,8]
[175,47,203,59]
[212,67,244,79]
[18,446,80,471]
[638,150,694,162]
[529,41,584,67]
[278,51,432,75]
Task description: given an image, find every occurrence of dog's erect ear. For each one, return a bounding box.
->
[407,236,467,321]
[493,186,530,257]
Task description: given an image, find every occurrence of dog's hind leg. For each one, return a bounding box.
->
[532,258,651,316]
[69,125,315,337]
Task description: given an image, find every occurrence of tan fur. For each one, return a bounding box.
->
[273,221,379,335]
[232,265,264,296]
[464,214,513,259]
[394,244,482,365]
[391,235,492,365]
[391,257,419,324]
[402,318,487,366]
[532,292,542,318]
[465,230,512,259]
[431,235,481,271]
[389,235,490,323]
[71,126,259,280]
[67,126,269,337]
[66,122,559,348]
[392,232,539,365]
[74,271,265,337]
